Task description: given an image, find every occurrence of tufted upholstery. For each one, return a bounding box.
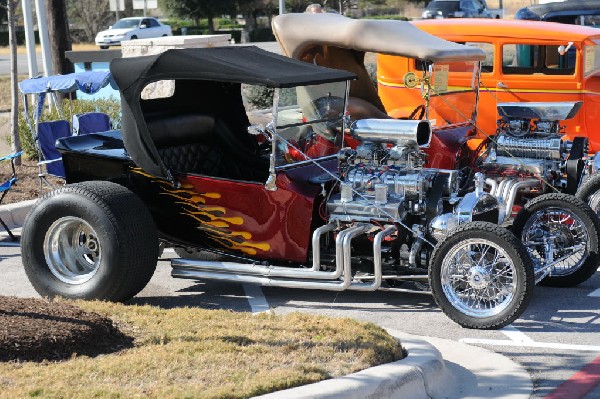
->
[146,112,268,182]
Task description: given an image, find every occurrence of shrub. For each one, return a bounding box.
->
[16,98,121,160]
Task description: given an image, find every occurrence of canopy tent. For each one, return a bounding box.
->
[19,70,117,126]
[19,71,115,95]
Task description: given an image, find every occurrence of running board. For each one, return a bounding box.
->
[171,225,396,292]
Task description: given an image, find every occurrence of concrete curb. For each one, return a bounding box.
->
[254,328,449,399]
[0,200,35,229]
[254,327,533,399]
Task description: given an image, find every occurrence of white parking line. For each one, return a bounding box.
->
[461,325,600,352]
[459,338,600,352]
[243,284,270,314]
[589,288,600,297]
[501,325,534,343]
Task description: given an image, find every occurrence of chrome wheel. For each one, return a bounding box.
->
[521,207,588,278]
[43,216,102,284]
[441,238,517,318]
[587,191,600,218]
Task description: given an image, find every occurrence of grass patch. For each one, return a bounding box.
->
[0,74,27,111]
[0,301,403,399]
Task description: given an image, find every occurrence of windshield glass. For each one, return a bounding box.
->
[112,19,141,29]
[412,61,479,127]
[274,81,347,166]
[427,1,460,13]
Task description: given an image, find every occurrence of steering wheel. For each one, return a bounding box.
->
[408,104,426,120]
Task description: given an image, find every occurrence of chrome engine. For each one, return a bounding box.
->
[481,102,582,179]
[327,119,454,222]
[327,119,499,241]
[479,102,586,220]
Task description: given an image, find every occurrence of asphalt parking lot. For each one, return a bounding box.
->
[2,236,600,398]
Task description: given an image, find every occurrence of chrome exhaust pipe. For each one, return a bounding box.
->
[348,225,396,291]
[172,224,371,291]
[172,223,365,281]
[505,178,539,219]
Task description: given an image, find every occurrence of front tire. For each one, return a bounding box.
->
[513,193,599,287]
[21,181,159,301]
[429,222,534,329]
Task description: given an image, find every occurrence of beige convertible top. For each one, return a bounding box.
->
[273,13,486,63]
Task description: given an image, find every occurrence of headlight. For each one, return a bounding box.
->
[422,10,431,18]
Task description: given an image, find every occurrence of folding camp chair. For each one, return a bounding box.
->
[37,120,71,188]
[0,151,22,241]
[72,112,111,135]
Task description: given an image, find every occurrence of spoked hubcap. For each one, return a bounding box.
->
[522,207,588,277]
[44,216,102,284]
[441,238,517,318]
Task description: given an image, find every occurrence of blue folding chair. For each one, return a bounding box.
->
[72,112,111,135]
[37,120,71,187]
[0,151,22,241]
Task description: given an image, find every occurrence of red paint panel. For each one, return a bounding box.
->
[181,172,318,263]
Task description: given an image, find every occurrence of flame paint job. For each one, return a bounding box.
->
[131,166,322,263]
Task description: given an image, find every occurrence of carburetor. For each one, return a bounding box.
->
[327,119,458,222]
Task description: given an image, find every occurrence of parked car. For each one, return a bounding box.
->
[516,0,600,27]
[95,17,172,49]
[387,19,600,153]
[20,45,536,330]
[422,0,492,19]
[274,13,600,288]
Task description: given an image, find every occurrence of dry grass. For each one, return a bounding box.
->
[0,301,403,399]
[0,74,27,111]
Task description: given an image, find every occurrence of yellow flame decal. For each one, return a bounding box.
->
[131,168,271,255]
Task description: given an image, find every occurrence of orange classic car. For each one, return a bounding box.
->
[377,19,600,151]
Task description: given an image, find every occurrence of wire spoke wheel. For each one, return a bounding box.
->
[441,238,517,318]
[522,207,588,277]
[44,216,102,284]
[513,193,599,287]
[430,222,533,329]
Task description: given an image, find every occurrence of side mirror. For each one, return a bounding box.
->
[558,42,574,56]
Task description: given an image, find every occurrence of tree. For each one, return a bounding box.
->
[46,0,73,75]
[160,0,237,33]
[67,0,113,43]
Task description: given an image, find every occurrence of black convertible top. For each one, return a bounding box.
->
[110,46,355,179]
[111,46,355,92]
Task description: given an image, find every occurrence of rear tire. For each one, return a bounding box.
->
[513,193,599,287]
[99,45,109,50]
[21,181,158,301]
[130,35,138,40]
[429,222,533,329]
[576,173,600,217]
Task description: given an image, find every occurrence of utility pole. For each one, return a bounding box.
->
[21,0,37,78]
[279,0,284,15]
[7,0,21,163]
[34,0,53,76]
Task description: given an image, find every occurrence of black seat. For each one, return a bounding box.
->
[145,112,268,182]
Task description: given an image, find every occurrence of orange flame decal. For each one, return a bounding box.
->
[131,168,270,255]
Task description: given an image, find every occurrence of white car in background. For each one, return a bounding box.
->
[95,17,172,49]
